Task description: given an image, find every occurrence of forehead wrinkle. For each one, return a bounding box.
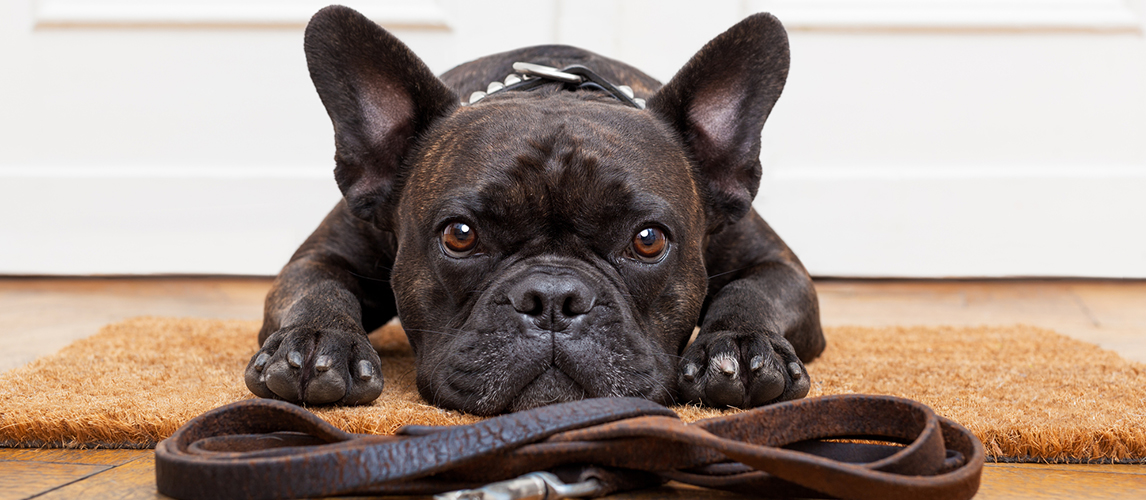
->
[406,97,704,237]
[443,130,613,251]
[401,107,516,219]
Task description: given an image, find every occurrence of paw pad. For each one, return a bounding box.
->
[678,330,809,408]
[243,328,384,406]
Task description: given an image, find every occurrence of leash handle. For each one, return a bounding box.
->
[155,395,984,500]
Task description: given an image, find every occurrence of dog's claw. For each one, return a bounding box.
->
[682,362,698,381]
[715,355,738,377]
[287,351,303,368]
[750,355,765,372]
[315,355,333,372]
[253,353,270,372]
[788,361,803,380]
[357,360,374,381]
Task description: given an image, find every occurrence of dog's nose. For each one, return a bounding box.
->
[509,274,596,323]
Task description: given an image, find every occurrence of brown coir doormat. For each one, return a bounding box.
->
[1,317,1144,462]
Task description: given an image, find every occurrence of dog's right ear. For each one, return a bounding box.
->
[305,5,457,228]
[647,13,789,232]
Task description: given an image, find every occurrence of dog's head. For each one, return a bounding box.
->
[305,6,789,415]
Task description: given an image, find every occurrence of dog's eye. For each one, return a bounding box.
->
[631,227,668,262]
[441,222,478,257]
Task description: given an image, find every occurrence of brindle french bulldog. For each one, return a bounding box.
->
[244,5,825,415]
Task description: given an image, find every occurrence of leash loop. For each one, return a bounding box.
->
[155,395,984,500]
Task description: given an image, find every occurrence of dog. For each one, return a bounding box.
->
[244,5,825,416]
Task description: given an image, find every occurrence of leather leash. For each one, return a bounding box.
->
[155,394,984,500]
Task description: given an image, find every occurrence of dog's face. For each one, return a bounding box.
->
[390,95,708,413]
[304,6,789,415]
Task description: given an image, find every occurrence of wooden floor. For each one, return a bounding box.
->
[2,277,1145,499]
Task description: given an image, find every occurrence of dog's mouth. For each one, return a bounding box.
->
[412,258,681,415]
[421,318,677,415]
[505,365,587,413]
[414,309,675,415]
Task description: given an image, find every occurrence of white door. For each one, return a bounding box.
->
[2,0,1143,277]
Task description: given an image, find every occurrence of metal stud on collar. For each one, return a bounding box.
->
[465,62,646,109]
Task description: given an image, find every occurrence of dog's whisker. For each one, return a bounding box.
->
[401,328,466,338]
[707,266,752,280]
[631,370,676,406]
[346,270,391,283]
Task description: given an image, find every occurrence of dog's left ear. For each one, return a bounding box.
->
[648,13,789,230]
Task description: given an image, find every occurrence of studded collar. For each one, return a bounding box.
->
[463,62,646,109]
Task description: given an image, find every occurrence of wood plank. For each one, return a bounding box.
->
[6,278,1146,370]
[989,462,1146,475]
[0,461,109,500]
[977,463,1146,499]
[815,279,1146,362]
[34,454,159,500]
[4,448,1144,500]
[0,448,147,466]
[0,277,269,372]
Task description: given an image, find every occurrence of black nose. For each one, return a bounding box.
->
[509,273,596,325]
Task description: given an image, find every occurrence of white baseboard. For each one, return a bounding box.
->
[2,167,1143,277]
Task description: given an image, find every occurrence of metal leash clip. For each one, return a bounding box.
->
[434,471,602,500]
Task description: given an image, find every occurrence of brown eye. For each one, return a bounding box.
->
[631,227,667,262]
[441,221,477,256]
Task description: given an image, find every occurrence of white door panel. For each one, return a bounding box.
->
[2,0,1143,276]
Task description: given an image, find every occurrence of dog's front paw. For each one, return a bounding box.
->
[244,327,383,405]
[678,330,809,408]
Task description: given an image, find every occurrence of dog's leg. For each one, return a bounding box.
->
[244,6,456,406]
[678,210,824,408]
[640,13,818,408]
[244,205,396,405]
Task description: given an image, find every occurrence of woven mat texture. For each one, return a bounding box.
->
[1,317,1143,462]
